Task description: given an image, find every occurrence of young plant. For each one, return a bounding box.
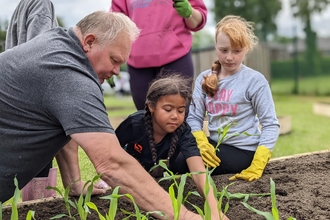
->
[10,177,20,220]
[26,210,36,220]
[48,174,103,220]
[184,167,214,220]
[0,177,36,220]
[87,185,121,220]
[155,160,217,220]
[184,167,270,220]
[152,159,189,220]
[48,183,75,219]
[217,181,270,215]
[215,122,259,151]
[95,185,163,220]
[241,178,296,220]
[72,175,102,220]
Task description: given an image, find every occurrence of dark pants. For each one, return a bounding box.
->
[208,138,255,175]
[128,50,194,110]
[170,139,255,176]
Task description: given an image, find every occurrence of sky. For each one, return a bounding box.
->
[0,0,330,38]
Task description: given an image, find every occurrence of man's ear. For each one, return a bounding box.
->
[82,33,96,52]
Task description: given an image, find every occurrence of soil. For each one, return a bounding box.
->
[2,150,330,220]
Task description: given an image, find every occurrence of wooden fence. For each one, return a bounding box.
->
[192,42,271,82]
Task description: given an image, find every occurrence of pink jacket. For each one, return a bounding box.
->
[110,0,207,68]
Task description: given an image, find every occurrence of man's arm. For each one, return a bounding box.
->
[71,132,202,220]
[55,139,107,196]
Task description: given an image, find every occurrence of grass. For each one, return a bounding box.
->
[272,94,330,158]
[103,95,136,118]
[271,75,330,96]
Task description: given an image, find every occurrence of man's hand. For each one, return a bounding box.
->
[173,0,192,18]
[69,179,111,196]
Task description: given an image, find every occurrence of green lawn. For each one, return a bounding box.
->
[272,95,330,158]
[104,94,136,117]
[271,75,330,96]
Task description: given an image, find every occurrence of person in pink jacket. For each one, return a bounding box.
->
[110,0,207,110]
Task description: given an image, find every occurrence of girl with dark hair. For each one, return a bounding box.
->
[115,73,228,220]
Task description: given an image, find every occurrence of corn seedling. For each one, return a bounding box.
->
[10,177,20,220]
[72,175,102,220]
[155,160,218,220]
[48,175,101,220]
[97,186,164,220]
[48,183,75,219]
[120,193,163,219]
[0,177,36,220]
[185,167,213,220]
[215,122,259,151]
[241,178,296,220]
[88,185,122,220]
[217,181,270,216]
[26,210,35,220]
[153,160,196,220]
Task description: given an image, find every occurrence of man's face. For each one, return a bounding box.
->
[83,33,131,84]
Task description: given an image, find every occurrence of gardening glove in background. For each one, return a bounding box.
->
[229,145,272,182]
[192,130,220,168]
[172,0,192,18]
[106,76,115,88]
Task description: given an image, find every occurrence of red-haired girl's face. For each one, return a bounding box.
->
[216,32,248,76]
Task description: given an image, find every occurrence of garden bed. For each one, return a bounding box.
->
[2,150,330,219]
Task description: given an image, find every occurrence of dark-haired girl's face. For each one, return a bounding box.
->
[148,94,186,138]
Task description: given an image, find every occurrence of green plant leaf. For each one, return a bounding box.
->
[11,177,20,220]
[86,202,106,220]
[270,178,280,220]
[50,214,69,219]
[26,210,35,220]
[0,201,2,220]
[241,202,274,220]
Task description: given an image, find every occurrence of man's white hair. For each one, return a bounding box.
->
[76,10,140,47]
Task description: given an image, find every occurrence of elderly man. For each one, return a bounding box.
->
[0,11,204,220]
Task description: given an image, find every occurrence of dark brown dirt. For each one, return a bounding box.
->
[2,150,330,220]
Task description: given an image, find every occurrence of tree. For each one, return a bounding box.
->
[289,0,330,76]
[56,16,65,27]
[212,0,282,41]
[192,29,215,49]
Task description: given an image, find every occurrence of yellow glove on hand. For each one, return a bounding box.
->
[192,130,220,168]
[229,145,271,182]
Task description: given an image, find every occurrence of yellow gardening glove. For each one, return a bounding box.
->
[229,145,271,182]
[192,130,220,168]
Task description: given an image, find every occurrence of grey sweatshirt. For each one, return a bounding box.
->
[187,64,280,151]
[5,0,58,50]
